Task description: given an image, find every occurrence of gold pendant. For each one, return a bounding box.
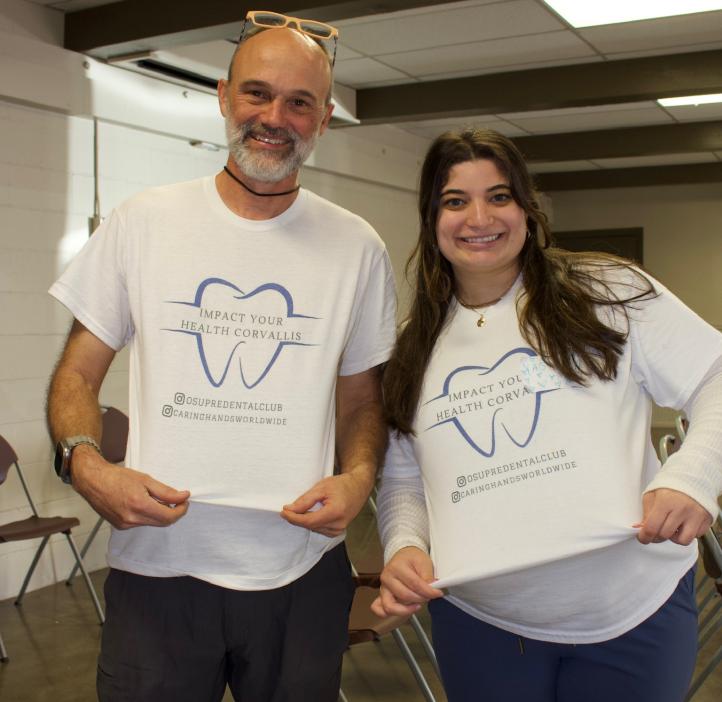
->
[477,314,485,327]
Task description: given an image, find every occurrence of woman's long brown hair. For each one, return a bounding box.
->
[383,129,656,435]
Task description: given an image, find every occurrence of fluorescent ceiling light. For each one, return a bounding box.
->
[658,93,722,106]
[543,1,722,27]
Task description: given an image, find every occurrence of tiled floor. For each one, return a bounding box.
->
[0,510,720,701]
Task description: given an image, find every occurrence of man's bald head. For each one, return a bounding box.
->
[227,27,333,104]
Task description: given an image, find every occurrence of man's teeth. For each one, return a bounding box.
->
[253,135,288,144]
[463,233,501,243]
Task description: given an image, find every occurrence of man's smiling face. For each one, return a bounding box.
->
[219,28,333,184]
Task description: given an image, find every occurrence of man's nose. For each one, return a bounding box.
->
[260,97,287,127]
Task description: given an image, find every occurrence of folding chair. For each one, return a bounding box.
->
[0,433,104,661]
[66,406,128,584]
[341,572,439,702]
[686,523,722,700]
[340,495,441,702]
[659,427,722,699]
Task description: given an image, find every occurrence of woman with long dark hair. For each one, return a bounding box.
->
[374,128,722,702]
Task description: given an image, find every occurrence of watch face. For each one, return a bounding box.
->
[54,441,71,481]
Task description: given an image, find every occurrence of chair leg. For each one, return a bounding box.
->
[67,515,105,584]
[409,613,442,681]
[0,628,8,662]
[685,642,722,700]
[391,628,437,702]
[15,536,50,606]
[698,605,722,650]
[64,533,105,625]
[697,579,716,612]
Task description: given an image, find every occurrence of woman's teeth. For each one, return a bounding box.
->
[462,233,501,243]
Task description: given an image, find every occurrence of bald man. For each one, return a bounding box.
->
[47,22,396,702]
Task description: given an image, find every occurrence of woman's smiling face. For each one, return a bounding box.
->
[436,158,527,292]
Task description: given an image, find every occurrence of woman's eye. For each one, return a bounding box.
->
[442,198,465,208]
[490,192,512,203]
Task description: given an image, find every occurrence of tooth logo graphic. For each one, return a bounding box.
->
[423,347,561,456]
[164,278,319,389]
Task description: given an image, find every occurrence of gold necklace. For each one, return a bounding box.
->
[457,281,515,327]
[457,296,503,327]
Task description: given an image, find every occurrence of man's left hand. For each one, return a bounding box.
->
[635,488,712,545]
[281,471,373,537]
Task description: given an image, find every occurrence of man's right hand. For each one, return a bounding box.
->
[71,444,191,529]
[371,546,444,618]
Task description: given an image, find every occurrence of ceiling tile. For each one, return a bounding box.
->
[380,30,595,76]
[337,0,565,57]
[416,55,602,81]
[528,160,600,173]
[334,0,502,27]
[397,114,501,129]
[333,58,412,87]
[504,104,674,134]
[578,10,722,54]
[399,118,528,140]
[591,153,719,169]
[502,101,663,120]
[336,44,364,62]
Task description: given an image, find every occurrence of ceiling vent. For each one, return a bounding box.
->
[108,45,359,127]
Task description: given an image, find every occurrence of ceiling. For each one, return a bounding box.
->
[26,0,722,190]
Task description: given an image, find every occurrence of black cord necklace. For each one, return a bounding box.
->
[223,166,300,197]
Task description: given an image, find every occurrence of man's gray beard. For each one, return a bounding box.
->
[225,117,318,183]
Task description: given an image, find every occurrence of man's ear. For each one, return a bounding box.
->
[319,102,334,136]
[218,79,229,117]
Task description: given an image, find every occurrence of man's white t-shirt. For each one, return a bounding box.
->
[383,272,722,642]
[50,177,396,590]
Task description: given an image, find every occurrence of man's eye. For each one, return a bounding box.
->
[289,98,314,112]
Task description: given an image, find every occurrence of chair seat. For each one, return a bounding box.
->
[348,585,412,644]
[0,515,80,543]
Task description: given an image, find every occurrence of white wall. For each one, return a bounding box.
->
[550,183,722,426]
[0,0,422,600]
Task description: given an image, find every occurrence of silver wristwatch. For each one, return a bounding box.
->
[54,436,101,485]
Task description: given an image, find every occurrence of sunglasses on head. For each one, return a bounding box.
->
[239,10,339,66]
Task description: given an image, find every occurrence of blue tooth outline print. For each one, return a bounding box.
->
[164,278,319,388]
[424,347,559,457]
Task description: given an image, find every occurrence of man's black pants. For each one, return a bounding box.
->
[97,543,354,701]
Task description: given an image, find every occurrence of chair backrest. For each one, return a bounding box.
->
[658,434,678,463]
[0,434,38,515]
[0,434,19,486]
[675,414,688,442]
[100,406,129,464]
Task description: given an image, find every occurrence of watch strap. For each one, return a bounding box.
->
[66,436,102,454]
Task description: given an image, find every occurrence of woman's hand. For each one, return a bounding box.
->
[371,546,444,618]
[635,488,713,545]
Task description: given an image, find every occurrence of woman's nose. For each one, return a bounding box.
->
[466,200,493,227]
